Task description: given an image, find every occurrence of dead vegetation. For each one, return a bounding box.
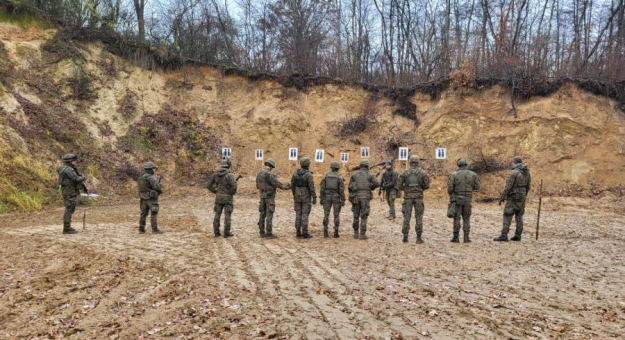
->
[468,149,509,175]
[118,90,138,119]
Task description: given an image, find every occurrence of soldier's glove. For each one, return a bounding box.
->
[312,197,317,205]
[498,199,504,206]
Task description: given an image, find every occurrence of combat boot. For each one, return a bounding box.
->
[63,227,78,234]
[139,227,146,234]
[214,232,222,237]
[353,229,359,239]
[402,234,408,243]
[359,232,367,240]
[152,229,164,234]
[333,230,340,238]
[224,233,234,238]
[510,235,521,242]
[302,233,313,239]
[463,234,471,243]
[265,233,277,239]
[493,235,508,242]
[324,230,329,238]
[259,232,266,238]
[296,230,302,238]
[416,235,424,244]
[450,233,460,243]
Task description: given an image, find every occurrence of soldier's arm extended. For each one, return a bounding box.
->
[306,172,316,200]
[447,173,455,196]
[500,171,516,199]
[270,173,289,190]
[369,174,381,190]
[473,173,481,191]
[207,174,217,194]
[148,175,163,193]
[229,174,238,195]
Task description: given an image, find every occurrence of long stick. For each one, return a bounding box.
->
[83,208,87,231]
[536,179,543,240]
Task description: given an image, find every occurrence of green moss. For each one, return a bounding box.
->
[0,10,51,29]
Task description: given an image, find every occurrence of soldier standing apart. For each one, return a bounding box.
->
[320,161,345,238]
[349,159,380,240]
[138,162,164,234]
[398,155,430,244]
[256,159,290,239]
[494,156,531,242]
[207,161,238,238]
[291,157,317,239]
[58,153,87,234]
[447,159,480,243]
[380,161,399,220]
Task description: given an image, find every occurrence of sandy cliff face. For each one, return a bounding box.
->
[0,22,623,211]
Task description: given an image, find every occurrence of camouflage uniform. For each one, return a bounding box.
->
[256,159,289,238]
[291,157,316,238]
[57,154,87,234]
[208,161,238,237]
[495,156,531,242]
[138,162,163,233]
[348,159,380,239]
[320,161,345,238]
[380,164,398,219]
[398,156,430,243]
[447,159,480,243]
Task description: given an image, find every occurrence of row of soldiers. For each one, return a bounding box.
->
[58,153,531,243]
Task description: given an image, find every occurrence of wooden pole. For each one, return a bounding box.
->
[536,179,543,240]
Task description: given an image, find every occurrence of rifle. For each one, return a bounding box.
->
[348,158,396,172]
[235,174,243,181]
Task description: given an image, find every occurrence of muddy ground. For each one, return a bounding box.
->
[0,193,623,340]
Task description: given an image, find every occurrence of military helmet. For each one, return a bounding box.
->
[62,153,78,162]
[359,158,370,167]
[144,161,158,169]
[300,157,311,167]
[330,161,340,169]
[220,161,230,168]
[409,155,420,164]
[265,158,276,168]
[513,156,522,164]
[457,158,467,167]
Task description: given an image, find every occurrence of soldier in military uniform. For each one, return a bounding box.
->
[398,155,430,243]
[380,161,398,220]
[256,158,290,239]
[58,153,87,234]
[447,159,480,243]
[138,162,164,234]
[348,159,380,240]
[207,161,238,238]
[320,161,345,238]
[291,157,317,239]
[494,156,531,242]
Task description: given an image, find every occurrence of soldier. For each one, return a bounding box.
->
[256,158,290,239]
[398,155,430,243]
[291,157,317,238]
[58,153,87,234]
[380,161,399,220]
[494,156,531,242]
[138,162,164,234]
[207,161,238,238]
[320,161,345,238]
[348,159,380,240]
[447,159,481,243]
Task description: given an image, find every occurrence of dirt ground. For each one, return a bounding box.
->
[0,192,623,340]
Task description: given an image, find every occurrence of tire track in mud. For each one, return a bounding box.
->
[263,241,369,340]
[270,240,423,339]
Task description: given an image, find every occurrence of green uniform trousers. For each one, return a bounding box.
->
[402,198,424,236]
